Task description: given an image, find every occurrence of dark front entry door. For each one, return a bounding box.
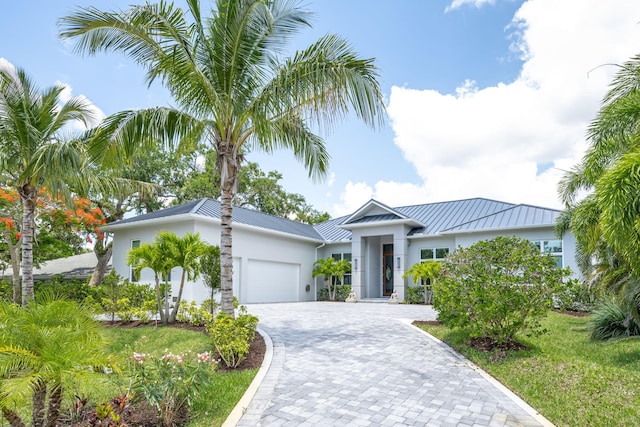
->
[383,244,394,296]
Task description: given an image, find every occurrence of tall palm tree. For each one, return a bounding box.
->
[0,59,98,306]
[0,298,109,427]
[403,261,441,304]
[312,257,351,301]
[60,0,386,315]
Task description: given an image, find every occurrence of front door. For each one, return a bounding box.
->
[382,244,394,296]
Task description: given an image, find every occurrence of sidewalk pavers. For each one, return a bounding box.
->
[235,302,552,427]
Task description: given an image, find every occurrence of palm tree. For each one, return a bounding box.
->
[158,231,210,323]
[59,0,386,316]
[128,239,173,324]
[558,53,640,331]
[0,298,109,427]
[0,59,98,306]
[403,261,441,304]
[312,257,351,301]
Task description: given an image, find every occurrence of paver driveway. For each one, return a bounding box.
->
[235,302,551,427]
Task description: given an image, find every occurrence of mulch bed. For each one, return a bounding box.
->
[555,309,591,317]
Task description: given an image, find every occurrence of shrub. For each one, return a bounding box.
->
[317,285,351,301]
[553,278,594,312]
[34,276,91,302]
[207,307,258,368]
[128,341,216,427]
[434,236,569,344]
[405,286,426,304]
[589,296,640,340]
[0,279,11,302]
[91,271,156,322]
[176,300,214,326]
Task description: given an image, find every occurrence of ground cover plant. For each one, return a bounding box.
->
[416,311,640,427]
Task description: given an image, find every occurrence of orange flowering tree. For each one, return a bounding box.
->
[0,187,106,303]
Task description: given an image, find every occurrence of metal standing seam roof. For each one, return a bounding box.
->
[107,197,561,243]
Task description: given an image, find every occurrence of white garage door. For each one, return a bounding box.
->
[246,259,299,303]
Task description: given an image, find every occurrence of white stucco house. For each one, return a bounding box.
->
[103,197,577,304]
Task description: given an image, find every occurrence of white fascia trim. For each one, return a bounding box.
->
[338,218,424,230]
[101,213,196,231]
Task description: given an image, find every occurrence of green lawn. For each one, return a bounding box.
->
[416,311,640,427]
[61,325,257,427]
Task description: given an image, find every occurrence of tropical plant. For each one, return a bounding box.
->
[434,236,569,344]
[127,231,210,323]
[312,257,352,301]
[589,295,640,340]
[558,53,640,333]
[207,306,258,368]
[0,60,100,305]
[200,244,221,308]
[60,0,386,316]
[403,261,441,304]
[0,297,110,427]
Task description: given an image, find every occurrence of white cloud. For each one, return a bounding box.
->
[333,0,640,214]
[56,81,105,131]
[445,0,497,13]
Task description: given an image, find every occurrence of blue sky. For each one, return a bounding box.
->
[2,0,640,216]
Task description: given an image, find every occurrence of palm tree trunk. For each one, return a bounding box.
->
[88,240,113,287]
[218,143,240,318]
[45,385,63,427]
[154,275,166,324]
[169,271,186,323]
[19,184,37,307]
[163,278,170,324]
[1,408,26,427]
[220,188,234,316]
[31,383,47,427]
[3,231,21,303]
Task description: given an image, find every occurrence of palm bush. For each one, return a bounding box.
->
[590,296,640,340]
[0,297,110,426]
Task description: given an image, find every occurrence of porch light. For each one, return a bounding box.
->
[396,257,400,269]
[354,259,358,271]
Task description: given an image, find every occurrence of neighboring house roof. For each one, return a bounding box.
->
[0,252,110,282]
[104,197,561,243]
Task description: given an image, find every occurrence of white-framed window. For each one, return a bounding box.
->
[331,252,352,285]
[130,239,140,282]
[420,247,449,261]
[532,239,563,267]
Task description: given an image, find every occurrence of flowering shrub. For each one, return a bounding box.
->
[128,341,216,427]
[207,307,259,368]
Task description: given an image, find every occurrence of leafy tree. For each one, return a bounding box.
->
[0,187,106,303]
[0,60,98,306]
[434,236,569,345]
[312,257,352,301]
[60,0,385,315]
[200,244,221,309]
[403,261,441,304]
[0,297,110,427]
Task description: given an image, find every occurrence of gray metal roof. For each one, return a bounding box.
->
[107,197,560,243]
[441,204,562,233]
[109,198,324,241]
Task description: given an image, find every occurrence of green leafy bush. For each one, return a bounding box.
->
[176,301,214,326]
[589,296,640,340]
[434,236,569,344]
[405,286,426,304]
[0,280,11,302]
[317,285,351,301]
[128,339,216,426]
[34,276,91,302]
[91,271,156,321]
[553,278,594,312]
[207,307,258,368]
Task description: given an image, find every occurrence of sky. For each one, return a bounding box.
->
[2,0,640,218]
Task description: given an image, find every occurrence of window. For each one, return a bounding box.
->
[331,252,352,286]
[420,247,449,261]
[130,239,140,282]
[532,239,563,267]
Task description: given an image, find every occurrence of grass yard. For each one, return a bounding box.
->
[416,311,640,427]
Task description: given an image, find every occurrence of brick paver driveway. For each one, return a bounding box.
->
[235,302,551,427]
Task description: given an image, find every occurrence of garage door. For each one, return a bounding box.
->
[246,259,299,303]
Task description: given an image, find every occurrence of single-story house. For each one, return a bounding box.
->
[103,197,577,304]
